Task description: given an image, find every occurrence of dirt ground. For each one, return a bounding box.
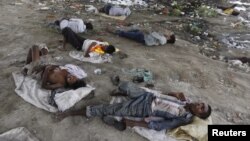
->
[0,0,250,141]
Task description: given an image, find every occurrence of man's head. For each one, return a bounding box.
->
[40,48,49,56]
[66,74,86,89]
[54,20,60,26]
[66,74,78,86]
[232,10,240,16]
[189,102,212,119]
[104,45,116,55]
[166,34,176,44]
[85,22,93,30]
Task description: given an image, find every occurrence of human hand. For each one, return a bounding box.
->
[168,92,186,101]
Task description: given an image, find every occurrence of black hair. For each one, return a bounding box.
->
[66,79,86,90]
[199,105,212,119]
[99,7,105,13]
[232,10,240,16]
[54,20,60,26]
[167,34,176,44]
[238,57,250,64]
[105,45,115,55]
[85,22,93,30]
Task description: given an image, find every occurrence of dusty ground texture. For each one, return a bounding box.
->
[0,0,250,141]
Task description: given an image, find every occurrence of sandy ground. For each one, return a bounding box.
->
[0,0,250,141]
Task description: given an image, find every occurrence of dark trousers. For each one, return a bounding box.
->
[104,4,112,15]
[117,29,145,44]
[62,27,86,50]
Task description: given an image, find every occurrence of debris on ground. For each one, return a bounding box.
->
[228,60,250,73]
[122,68,154,83]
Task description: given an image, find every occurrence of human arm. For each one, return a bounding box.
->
[43,83,65,90]
[32,65,46,74]
[124,114,193,131]
[124,119,148,128]
[167,92,186,101]
[61,37,67,51]
[147,115,193,131]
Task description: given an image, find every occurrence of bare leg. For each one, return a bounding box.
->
[124,119,148,128]
[26,48,32,64]
[31,45,41,62]
[23,45,40,75]
[62,36,67,50]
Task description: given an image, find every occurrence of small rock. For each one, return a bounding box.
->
[203,32,208,36]
[76,11,80,15]
[194,36,201,40]
[40,7,50,11]
[54,56,63,61]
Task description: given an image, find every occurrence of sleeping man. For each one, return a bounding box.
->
[56,78,212,131]
[61,27,116,57]
[23,45,87,90]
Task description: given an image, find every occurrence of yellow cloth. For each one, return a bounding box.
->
[223,9,234,15]
[90,45,105,54]
[167,116,212,141]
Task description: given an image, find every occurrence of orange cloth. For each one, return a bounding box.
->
[90,45,105,54]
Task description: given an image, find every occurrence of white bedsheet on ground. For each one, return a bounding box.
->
[69,51,112,64]
[0,127,39,141]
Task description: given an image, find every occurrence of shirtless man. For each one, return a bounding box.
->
[41,65,86,90]
[61,27,116,57]
[24,45,86,90]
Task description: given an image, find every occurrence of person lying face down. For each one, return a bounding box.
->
[54,18,93,33]
[217,4,240,16]
[225,56,250,64]
[107,26,176,46]
[23,45,87,90]
[61,27,116,57]
[57,80,211,131]
[99,4,131,16]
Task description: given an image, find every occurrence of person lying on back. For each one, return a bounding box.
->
[23,45,87,90]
